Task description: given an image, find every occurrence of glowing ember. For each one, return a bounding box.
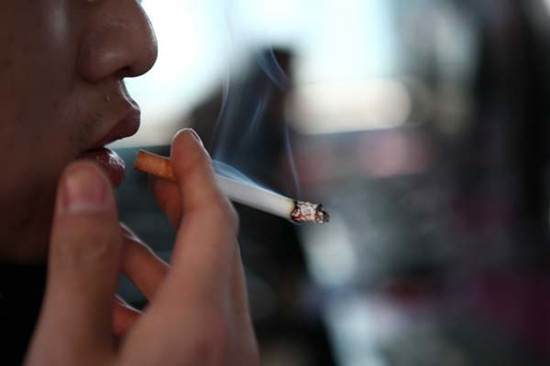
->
[291,201,330,224]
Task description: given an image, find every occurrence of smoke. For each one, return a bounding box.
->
[193,48,299,196]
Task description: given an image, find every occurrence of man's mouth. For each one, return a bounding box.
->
[77,108,140,187]
[79,148,126,187]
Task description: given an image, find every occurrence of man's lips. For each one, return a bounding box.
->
[77,108,140,187]
[78,148,126,187]
[88,109,141,150]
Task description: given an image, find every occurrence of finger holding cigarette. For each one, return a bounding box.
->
[135,150,330,224]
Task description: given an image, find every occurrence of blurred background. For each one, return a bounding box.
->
[114,0,550,364]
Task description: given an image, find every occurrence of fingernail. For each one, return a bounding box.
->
[61,166,109,214]
[186,128,204,147]
[181,128,211,159]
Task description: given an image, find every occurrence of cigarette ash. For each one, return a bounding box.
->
[291,201,330,224]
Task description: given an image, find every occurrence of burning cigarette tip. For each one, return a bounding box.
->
[291,201,330,224]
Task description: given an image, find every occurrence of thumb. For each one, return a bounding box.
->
[27,162,121,361]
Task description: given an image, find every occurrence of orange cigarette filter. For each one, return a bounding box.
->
[135,150,176,182]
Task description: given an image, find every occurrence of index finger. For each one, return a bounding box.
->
[159,129,239,303]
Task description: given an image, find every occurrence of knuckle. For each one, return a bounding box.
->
[53,218,119,269]
[56,236,112,269]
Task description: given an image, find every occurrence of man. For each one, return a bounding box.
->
[0,1,259,364]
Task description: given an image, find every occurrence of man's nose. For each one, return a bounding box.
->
[77,1,158,83]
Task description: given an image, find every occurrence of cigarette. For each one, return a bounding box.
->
[134,150,330,224]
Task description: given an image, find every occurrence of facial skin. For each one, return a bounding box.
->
[0,0,157,262]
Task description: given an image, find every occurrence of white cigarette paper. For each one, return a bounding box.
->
[134,150,329,224]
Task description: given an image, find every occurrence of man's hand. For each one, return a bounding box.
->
[25,129,260,365]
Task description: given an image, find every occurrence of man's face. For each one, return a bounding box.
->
[0,0,157,261]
